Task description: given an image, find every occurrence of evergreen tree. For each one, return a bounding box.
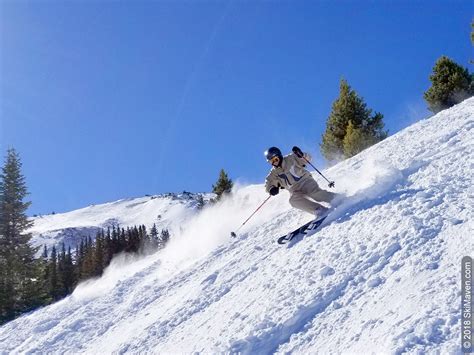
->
[159,229,170,249]
[471,20,474,64]
[62,247,75,294]
[104,227,113,266]
[212,169,233,201]
[37,245,51,304]
[48,246,60,301]
[150,224,159,250]
[57,243,67,298]
[0,148,37,323]
[81,236,95,279]
[75,240,85,281]
[57,243,75,296]
[94,231,105,276]
[424,56,473,113]
[111,226,119,254]
[138,225,148,253]
[119,228,127,252]
[321,79,387,160]
[472,19,474,45]
[342,120,378,158]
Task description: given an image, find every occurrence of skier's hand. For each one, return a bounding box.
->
[292,146,304,158]
[269,186,279,196]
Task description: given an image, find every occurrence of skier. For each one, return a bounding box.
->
[264,146,339,219]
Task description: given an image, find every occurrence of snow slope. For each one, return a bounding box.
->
[0,98,473,354]
[29,192,210,253]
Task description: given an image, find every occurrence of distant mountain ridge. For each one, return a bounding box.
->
[29,192,213,253]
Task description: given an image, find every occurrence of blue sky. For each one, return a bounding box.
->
[1,0,472,215]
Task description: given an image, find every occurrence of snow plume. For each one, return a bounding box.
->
[155,155,404,272]
[327,151,346,167]
[334,156,403,198]
[69,183,280,301]
[70,158,404,301]
[72,252,159,301]
[325,156,404,224]
[404,99,431,127]
[159,155,407,274]
[159,182,284,268]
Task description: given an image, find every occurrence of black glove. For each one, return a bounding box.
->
[292,146,304,158]
[269,186,279,196]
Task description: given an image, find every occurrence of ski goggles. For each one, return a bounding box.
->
[268,156,280,165]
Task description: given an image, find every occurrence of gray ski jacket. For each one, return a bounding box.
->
[265,153,312,193]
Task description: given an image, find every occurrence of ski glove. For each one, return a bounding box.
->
[269,186,279,196]
[292,146,304,158]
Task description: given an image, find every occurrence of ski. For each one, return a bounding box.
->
[277,215,328,245]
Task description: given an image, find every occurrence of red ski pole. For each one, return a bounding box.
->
[231,195,271,237]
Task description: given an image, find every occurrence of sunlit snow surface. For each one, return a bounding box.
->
[0,98,473,354]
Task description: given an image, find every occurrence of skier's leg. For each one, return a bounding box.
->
[289,192,320,215]
[289,191,329,218]
[300,178,338,204]
[311,189,339,203]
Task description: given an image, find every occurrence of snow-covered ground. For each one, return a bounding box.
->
[0,98,473,353]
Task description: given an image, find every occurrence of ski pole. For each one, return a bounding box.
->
[302,156,335,188]
[230,195,271,237]
[292,146,335,188]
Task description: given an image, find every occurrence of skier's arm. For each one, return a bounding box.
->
[292,146,311,161]
[265,171,279,193]
[291,146,312,168]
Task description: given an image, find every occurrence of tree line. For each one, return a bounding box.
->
[37,225,170,304]
[0,147,172,325]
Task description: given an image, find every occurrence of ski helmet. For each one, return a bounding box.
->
[264,147,283,164]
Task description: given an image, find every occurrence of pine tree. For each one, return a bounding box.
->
[94,231,104,276]
[150,224,159,250]
[75,240,85,281]
[104,228,113,266]
[57,243,75,296]
[472,19,474,45]
[321,79,387,160]
[57,243,67,298]
[37,245,51,304]
[137,225,148,254]
[81,236,95,279]
[159,229,170,249]
[119,228,127,252]
[342,120,378,158]
[212,169,233,201]
[62,247,75,294]
[48,246,60,301]
[0,148,37,323]
[471,20,474,64]
[424,56,473,113]
[111,226,119,254]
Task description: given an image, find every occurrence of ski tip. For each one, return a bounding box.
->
[277,236,288,245]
